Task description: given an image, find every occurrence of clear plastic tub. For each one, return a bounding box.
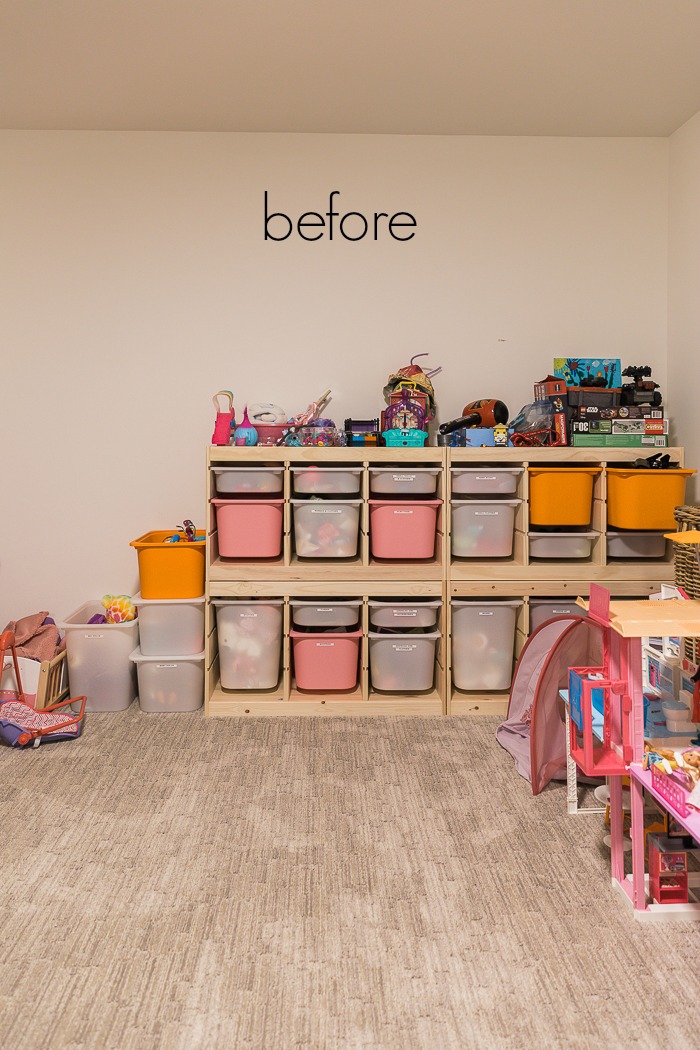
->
[211,498,284,558]
[368,599,441,629]
[213,600,283,690]
[291,467,362,495]
[129,648,204,712]
[290,599,362,628]
[368,630,439,692]
[291,499,362,558]
[606,531,667,559]
[451,467,523,496]
[528,531,596,559]
[133,593,205,656]
[59,601,139,711]
[451,500,519,557]
[212,467,284,495]
[528,598,587,633]
[369,467,440,495]
[368,500,442,559]
[451,599,522,691]
[291,628,361,691]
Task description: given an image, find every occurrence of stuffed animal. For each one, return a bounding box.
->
[102,595,137,624]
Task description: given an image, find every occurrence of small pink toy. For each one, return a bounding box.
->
[211,390,235,445]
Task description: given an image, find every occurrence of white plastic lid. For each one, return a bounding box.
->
[211,599,283,606]
[370,467,440,474]
[452,499,519,505]
[528,531,596,539]
[451,467,524,474]
[212,466,283,473]
[451,599,523,607]
[368,630,441,640]
[290,599,362,607]
[129,647,205,663]
[290,467,362,473]
[133,592,205,605]
[368,599,441,608]
[290,498,363,505]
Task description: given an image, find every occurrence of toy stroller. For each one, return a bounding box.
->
[0,630,86,748]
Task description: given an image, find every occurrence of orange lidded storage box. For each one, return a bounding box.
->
[130,530,206,600]
[528,467,602,527]
[606,468,696,530]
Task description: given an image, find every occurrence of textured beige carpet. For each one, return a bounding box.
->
[3,710,700,1050]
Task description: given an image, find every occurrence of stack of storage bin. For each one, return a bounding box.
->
[214,599,284,691]
[605,467,695,561]
[210,466,285,558]
[450,467,523,558]
[291,467,363,558]
[368,467,442,559]
[451,599,523,691]
[527,466,601,559]
[368,598,441,692]
[290,599,362,691]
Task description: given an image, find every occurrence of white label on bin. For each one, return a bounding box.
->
[393,644,417,652]
[393,509,414,515]
[311,508,342,514]
[474,511,499,516]
[83,633,105,639]
[394,610,417,617]
[475,475,497,481]
[317,608,334,613]
[478,611,495,617]
[156,663,178,669]
[392,474,416,482]
[315,642,335,648]
[240,612,258,618]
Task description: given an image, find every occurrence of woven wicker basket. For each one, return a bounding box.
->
[671,505,700,663]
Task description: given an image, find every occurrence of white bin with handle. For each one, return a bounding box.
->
[60,600,139,711]
[451,599,522,691]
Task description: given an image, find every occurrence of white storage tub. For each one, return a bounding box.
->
[528,598,587,633]
[290,599,362,628]
[133,593,205,656]
[368,599,441,629]
[369,467,440,496]
[451,500,519,557]
[291,499,362,558]
[291,467,362,495]
[60,601,139,712]
[213,600,283,690]
[528,531,597,559]
[368,630,439,692]
[451,467,523,496]
[130,648,204,712]
[451,599,522,691]
[606,530,667,559]
[212,466,284,495]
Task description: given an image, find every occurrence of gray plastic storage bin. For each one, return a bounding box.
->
[291,467,362,495]
[368,630,440,692]
[606,531,667,559]
[451,599,522,691]
[214,599,283,690]
[451,500,519,557]
[290,599,362,628]
[133,593,205,656]
[528,599,587,633]
[451,467,523,496]
[291,499,362,558]
[60,601,139,711]
[130,648,204,712]
[528,531,596,559]
[369,467,440,495]
[212,466,284,495]
[368,599,441,629]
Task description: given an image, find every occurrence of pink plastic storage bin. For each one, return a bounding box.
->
[368,499,442,559]
[211,498,283,558]
[290,628,361,691]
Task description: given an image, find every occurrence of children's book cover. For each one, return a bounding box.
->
[553,358,621,388]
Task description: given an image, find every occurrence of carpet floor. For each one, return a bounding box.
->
[2,710,700,1049]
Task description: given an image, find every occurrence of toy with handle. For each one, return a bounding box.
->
[212,390,235,445]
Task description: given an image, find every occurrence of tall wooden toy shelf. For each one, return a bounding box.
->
[205,445,684,718]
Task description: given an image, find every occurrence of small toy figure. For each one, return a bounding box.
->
[620,365,663,407]
[211,390,235,446]
[234,406,258,446]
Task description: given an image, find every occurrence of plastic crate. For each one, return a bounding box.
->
[130,648,204,712]
[130,530,206,599]
[60,601,139,711]
[528,467,601,526]
[368,630,439,692]
[451,500,519,558]
[291,499,362,558]
[606,468,696,530]
[214,600,283,690]
[133,594,205,657]
[211,499,284,558]
[451,600,522,691]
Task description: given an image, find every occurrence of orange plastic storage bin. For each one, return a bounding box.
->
[528,467,602,526]
[130,530,206,600]
[606,468,696,530]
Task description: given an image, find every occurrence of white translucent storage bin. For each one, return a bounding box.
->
[452,600,522,691]
[291,467,362,495]
[451,467,523,496]
[291,499,362,558]
[290,599,362,628]
[212,466,283,495]
[451,500,519,557]
[528,531,596,559]
[59,601,139,712]
[369,467,440,496]
[214,600,283,690]
[133,593,205,656]
[529,599,587,633]
[606,531,667,559]
[368,631,440,692]
[130,648,204,712]
[368,599,441,629]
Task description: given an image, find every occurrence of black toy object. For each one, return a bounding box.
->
[620,365,662,407]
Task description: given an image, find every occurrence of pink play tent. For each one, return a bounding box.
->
[496,615,603,794]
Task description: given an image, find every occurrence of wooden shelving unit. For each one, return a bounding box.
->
[205,444,685,717]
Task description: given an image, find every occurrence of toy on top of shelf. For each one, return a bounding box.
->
[344,418,382,446]
[211,390,235,446]
[234,406,258,446]
[382,389,428,447]
[620,365,663,408]
[383,353,441,422]
[280,390,331,445]
[101,595,137,624]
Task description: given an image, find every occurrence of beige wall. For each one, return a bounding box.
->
[1,131,669,623]
[669,110,700,504]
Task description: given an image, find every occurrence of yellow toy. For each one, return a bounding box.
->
[101,595,137,625]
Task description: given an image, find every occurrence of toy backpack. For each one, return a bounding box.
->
[0,630,86,749]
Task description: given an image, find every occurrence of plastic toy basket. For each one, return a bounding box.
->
[671,506,700,664]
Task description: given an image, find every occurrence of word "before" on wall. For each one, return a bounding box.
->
[264,190,417,242]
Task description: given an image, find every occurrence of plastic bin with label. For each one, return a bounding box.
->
[368,500,442,559]
[606,468,696,530]
[606,530,667,559]
[213,600,283,690]
[368,599,441,630]
[528,531,596,559]
[528,467,602,526]
[368,630,439,691]
[451,599,522,691]
[369,467,440,496]
[212,466,284,495]
[60,601,139,711]
[528,598,587,633]
[291,467,362,495]
[291,499,362,558]
[133,593,205,656]
[211,499,284,558]
[451,467,523,496]
[451,500,519,557]
[291,628,362,691]
[290,599,361,628]
[130,530,206,599]
[130,648,204,712]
